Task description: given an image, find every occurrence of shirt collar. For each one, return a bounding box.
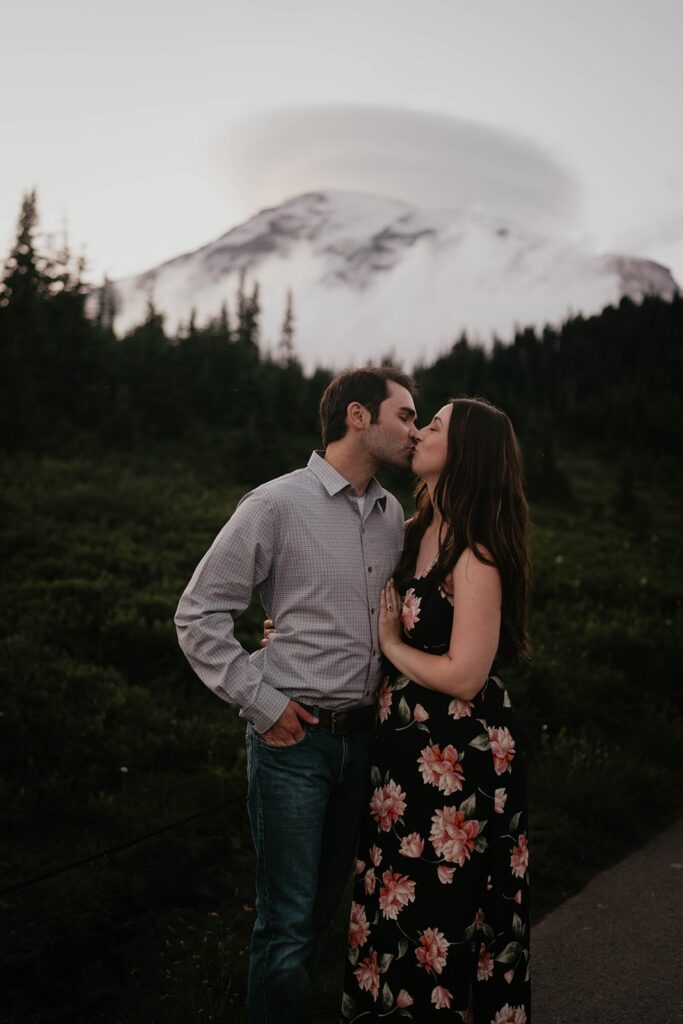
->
[307,451,388,510]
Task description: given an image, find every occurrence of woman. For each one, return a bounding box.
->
[342,397,531,1024]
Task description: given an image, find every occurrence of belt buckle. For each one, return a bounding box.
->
[329,709,349,735]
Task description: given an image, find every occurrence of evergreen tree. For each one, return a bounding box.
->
[184,307,198,343]
[234,273,260,350]
[278,288,295,365]
[0,189,49,311]
[218,301,231,342]
[132,295,167,345]
[94,275,117,336]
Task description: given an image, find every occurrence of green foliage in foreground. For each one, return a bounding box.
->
[0,447,681,1023]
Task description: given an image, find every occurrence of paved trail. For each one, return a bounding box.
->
[531,815,683,1023]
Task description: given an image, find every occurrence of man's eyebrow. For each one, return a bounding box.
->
[400,406,417,418]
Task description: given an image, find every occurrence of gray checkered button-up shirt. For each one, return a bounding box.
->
[175,452,405,734]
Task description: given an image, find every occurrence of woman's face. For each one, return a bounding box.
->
[412,403,452,481]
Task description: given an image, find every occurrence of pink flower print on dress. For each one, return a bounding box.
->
[401,588,422,632]
[437,864,455,885]
[510,834,529,878]
[429,806,480,866]
[494,788,508,814]
[415,927,449,974]
[378,679,393,723]
[417,744,441,787]
[369,779,407,832]
[448,697,474,719]
[399,832,425,858]
[504,969,515,985]
[378,870,416,920]
[477,943,494,981]
[413,703,430,722]
[397,990,414,1008]
[492,1004,527,1024]
[348,902,370,949]
[417,744,465,795]
[434,745,466,795]
[487,725,516,775]
[513,890,522,905]
[438,572,454,605]
[431,985,453,1009]
[369,844,382,867]
[364,867,377,895]
[354,951,380,1001]
[355,859,365,876]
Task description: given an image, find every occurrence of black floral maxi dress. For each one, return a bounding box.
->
[342,565,530,1024]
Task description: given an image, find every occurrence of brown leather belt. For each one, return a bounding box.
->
[300,702,377,736]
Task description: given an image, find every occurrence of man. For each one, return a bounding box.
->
[175,367,417,1024]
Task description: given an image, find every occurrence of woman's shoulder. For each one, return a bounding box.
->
[451,545,501,586]
[455,541,496,564]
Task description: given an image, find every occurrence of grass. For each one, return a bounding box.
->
[0,445,681,1022]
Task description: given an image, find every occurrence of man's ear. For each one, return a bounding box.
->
[346,401,369,432]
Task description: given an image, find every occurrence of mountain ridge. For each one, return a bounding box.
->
[94,190,680,370]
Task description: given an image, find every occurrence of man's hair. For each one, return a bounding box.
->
[319,367,416,447]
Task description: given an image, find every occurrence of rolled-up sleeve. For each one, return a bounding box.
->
[174,490,290,734]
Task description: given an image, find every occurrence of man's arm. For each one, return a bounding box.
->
[174,489,291,734]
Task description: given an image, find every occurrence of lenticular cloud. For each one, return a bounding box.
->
[221,104,580,235]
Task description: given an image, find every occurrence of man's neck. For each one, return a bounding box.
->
[324,442,378,496]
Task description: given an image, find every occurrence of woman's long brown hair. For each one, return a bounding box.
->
[395,397,531,665]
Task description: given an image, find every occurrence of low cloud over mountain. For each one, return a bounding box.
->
[97,189,679,371]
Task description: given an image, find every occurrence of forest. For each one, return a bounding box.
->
[1,191,681,1023]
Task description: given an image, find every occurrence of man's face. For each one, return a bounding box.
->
[363,381,418,469]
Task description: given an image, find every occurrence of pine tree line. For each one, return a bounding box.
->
[0,193,328,478]
[1,191,681,486]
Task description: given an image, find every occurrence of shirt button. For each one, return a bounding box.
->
[371,608,375,614]
[368,566,373,573]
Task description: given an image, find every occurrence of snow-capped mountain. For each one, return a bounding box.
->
[96,191,680,370]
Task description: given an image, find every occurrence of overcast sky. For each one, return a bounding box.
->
[2,0,682,284]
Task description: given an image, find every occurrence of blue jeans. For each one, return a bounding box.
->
[245,714,374,1024]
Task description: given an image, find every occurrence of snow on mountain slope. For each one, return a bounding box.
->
[97,191,680,370]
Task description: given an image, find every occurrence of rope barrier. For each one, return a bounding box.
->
[0,793,244,897]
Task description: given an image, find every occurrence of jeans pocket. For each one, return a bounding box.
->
[255,723,309,751]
